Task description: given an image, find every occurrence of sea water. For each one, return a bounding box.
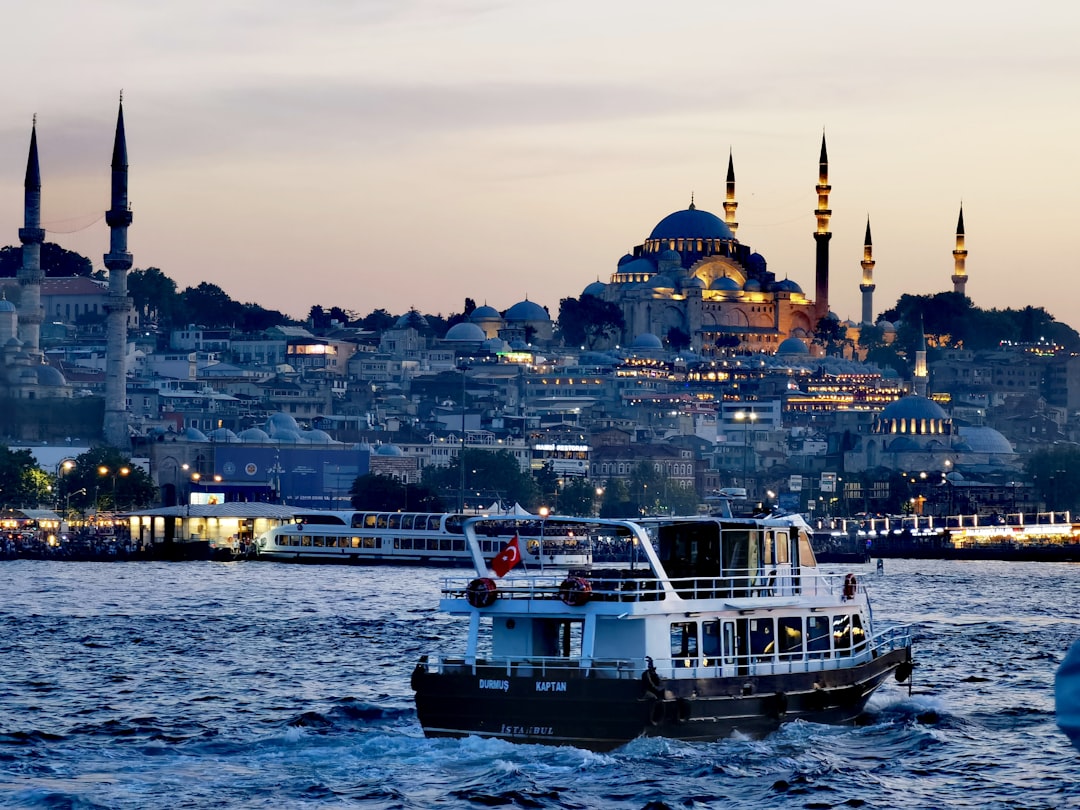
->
[0,558,1077,809]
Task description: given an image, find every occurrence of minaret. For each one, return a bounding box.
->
[814,133,832,321]
[914,316,929,398]
[723,149,739,238]
[17,117,45,358]
[859,217,876,325]
[951,204,968,295]
[103,98,134,449]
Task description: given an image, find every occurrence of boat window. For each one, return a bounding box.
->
[833,614,854,655]
[427,538,440,551]
[777,616,803,660]
[807,616,831,658]
[851,614,866,651]
[351,514,363,529]
[670,622,698,667]
[749,617,774,661]
[376,515,388,529]
[775,531,789,564]
[400,515,414,531]
[702,620,722,666]
[763,532,774,566]
[301,535,312,547]
[440,538,452,551]
[427,515,441,531]
[364,514,377,529]
[453,539,466,552]
[388,515,402,530]
[445,515,464,534]
[364,537,377,549]
[351,536,361,548]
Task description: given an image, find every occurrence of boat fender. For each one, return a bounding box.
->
[558,576,592,607]
[842,573,858,600]
[466,577,498,608]
[773,691,788,718]
[895,661,914,683]
[647,696,665,727]
[676,698,692,723]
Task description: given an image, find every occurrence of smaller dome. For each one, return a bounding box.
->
[747,252,767,273]
[647,274,675,289]
[683,276,706,289]
[238,427,271,442]
[776,337,809,355]
[444,322,486,342]
[743,278,761,292]
[207,428,239,442]
[470,305,501,321]
[826,310,840,321]
[0,299,16,313]
[272,429,306,443]
[582,281,608,297]
[302,429,335,443]
[505,299,550,322]
[266,412,301,434]
[772,278,804,294]
[375,444,404,456]
[843,319,858,328]
[509,339,529,350]
[394,311,429,329]
[617,257,656,277]
[877,320,896,332]
[617,253,635,267]
[183,427,209,441]
[483,337,510,353]
[659,249,681,263]
[711,275,741,292]
[35,365,67,387]
[630,332,664,350]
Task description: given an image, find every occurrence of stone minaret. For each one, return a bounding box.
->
[951,204,968,295]
[814,133,832,321]
[723,149,739,238]
[17,118,45,359]
[103,99,133,449]
[859,217,876,325]
[914,316,929,397]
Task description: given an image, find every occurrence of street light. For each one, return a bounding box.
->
[734,410,758,491]
[97,466,130,511]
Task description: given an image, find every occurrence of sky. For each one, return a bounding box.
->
[1,0,1078,328]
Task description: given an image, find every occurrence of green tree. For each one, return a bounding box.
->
[0,243,93,278]
[0,446,45,507]
[178,282,244,328]
[128,266,179,325]
[557,294,625,349]
[598,477,633,518]
[424,448,538,511]
[360,308,396,332]
[58,448,157,512]
[559,478,599,516]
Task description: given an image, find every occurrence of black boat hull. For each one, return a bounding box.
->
[412,647,912,751]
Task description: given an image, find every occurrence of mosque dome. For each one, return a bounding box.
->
[394,311,429,329]
[618,257,656,276]
[266,412,301,435]
[772,278,804,294]
[683,276,706,290]
[0,299,15,313]
[649,207,734,242]
[207,428,239,442]
[617,253,635,267]
[272,429,306,443]
[505,299,550,322]
[509,339,530,350]
[302,429,335,443]
[747,252,767,274]
[238,427,271,442]
[659,249,681,263]
[710,276,741,292]
[877,320,896,333]
[956,426,1015,455]
[183,427,209,441]
[582,280,608,297]
[647,274,676,289]
[483,337,510,353]
[879,395,948,422]
[470,305,501,322]
[375,444,405,457]
[776,337,810,355]
[444,322,487,342]
[630,332,664,350]
[743,278,761,292]
[35,365,67,387]
[873,395,952,437]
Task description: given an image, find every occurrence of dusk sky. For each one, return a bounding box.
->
[1,0,1078,328]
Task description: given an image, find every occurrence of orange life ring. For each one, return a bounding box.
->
[842,573,858,600]
[466,577,498,608]
[558,576,592,607]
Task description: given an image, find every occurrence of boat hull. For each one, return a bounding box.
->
[412,647,912,751]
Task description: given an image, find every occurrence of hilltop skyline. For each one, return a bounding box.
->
[1,1,1078,326]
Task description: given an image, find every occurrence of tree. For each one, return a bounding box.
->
[558,294,625,349]
[0,243,93,278]
[813,316,846,355]
[0,446,46,507]
[349,474,446,512]
[598,477,633,518]
[179,282,245,328]
[423,448,538,511]
[559,478,599,516]
[360,308,396,332]
[58,448,158,512]
[128,267,179,325]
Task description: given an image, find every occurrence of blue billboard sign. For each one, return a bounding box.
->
[214,446,370,509]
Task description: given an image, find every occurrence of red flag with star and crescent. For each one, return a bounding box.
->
[490,534,522,577]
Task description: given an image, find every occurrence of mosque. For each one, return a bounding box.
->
[572,137,970,355]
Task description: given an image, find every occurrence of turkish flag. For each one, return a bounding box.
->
[491,534,522,577]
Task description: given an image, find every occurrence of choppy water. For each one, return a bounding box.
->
[0,558,1077,809]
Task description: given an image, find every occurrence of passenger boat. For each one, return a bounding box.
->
[254,509,591,567]
[411,514,914,750]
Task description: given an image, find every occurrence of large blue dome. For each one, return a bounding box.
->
[879,395,947,422]
[505,300,550,322]
[649,208,734,242]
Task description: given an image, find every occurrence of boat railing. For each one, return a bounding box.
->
[422,624,911,680]
[443,568,865,603]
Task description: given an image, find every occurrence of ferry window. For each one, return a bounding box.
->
[807,617,830,657]
[702,620,722,665]
[364,514,377,529]
[351,515,364,529]
[388,515,401,530]
[777,617,803,659]
[763,532,774,566]
[833,614,853,655]
[301,536,312,546]
[851,614,866,651]
[351,536,361,548]
[427,516,441,531]
[376,515,388,529]
[670,622,699,666]
[440,538,452,551]
[427,538,439,551]
[400,515,414,531]
[364,537,376,549]
[453,539,466,552]
[313,536,325,547]
[775,531,789,564]
[749,618,774,660]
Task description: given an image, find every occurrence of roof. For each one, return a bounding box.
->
[649,207,734,242]
[128,503,300,519]
[40,276,108,296]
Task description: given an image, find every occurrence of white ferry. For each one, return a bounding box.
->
[411,514,914,750]
[254,510,591,567]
